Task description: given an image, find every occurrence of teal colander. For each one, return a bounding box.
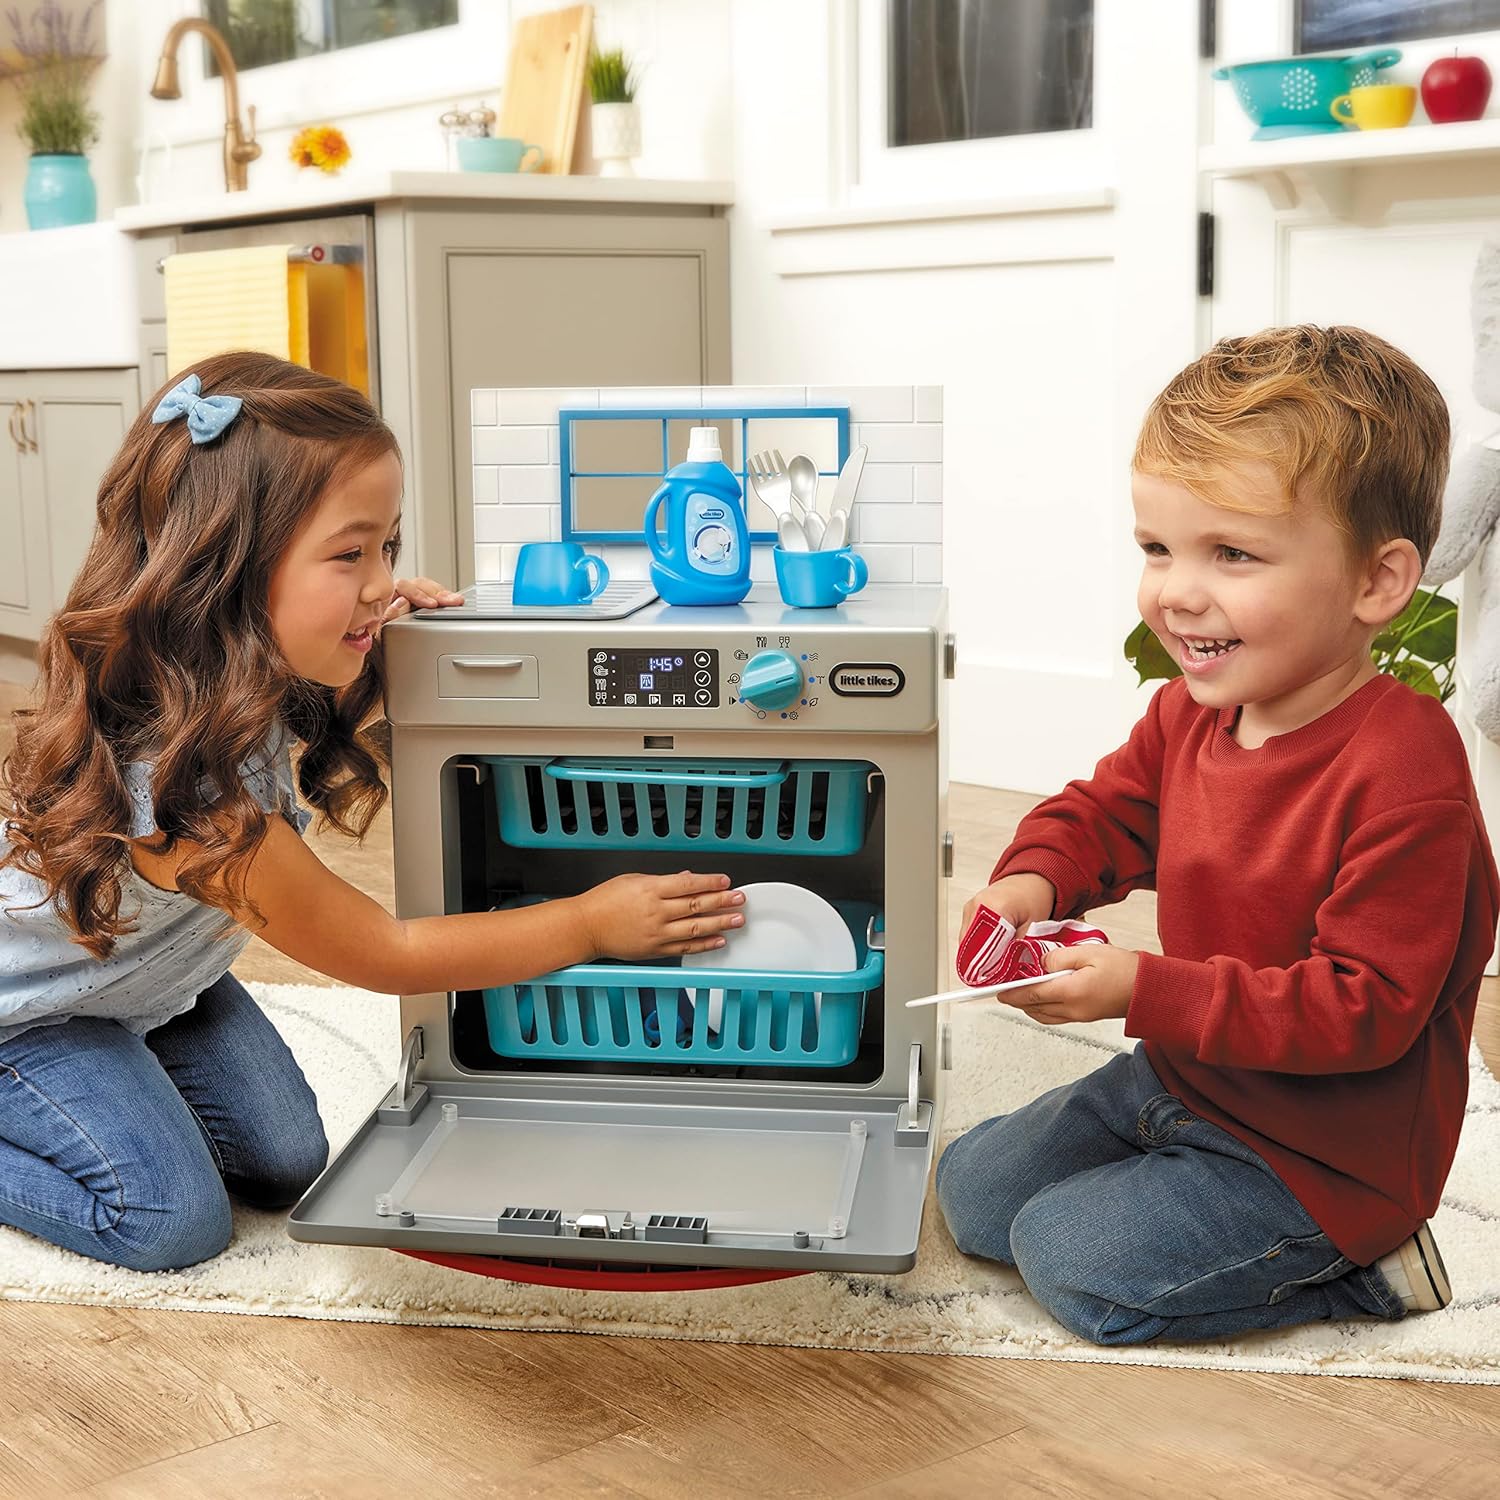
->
[1213,49,1402,139]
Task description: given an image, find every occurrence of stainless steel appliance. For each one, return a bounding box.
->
[289,585,954,1282]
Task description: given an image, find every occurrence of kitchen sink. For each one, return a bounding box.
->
[0,221,138,369]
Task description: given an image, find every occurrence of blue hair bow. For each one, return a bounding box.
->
[149,373,243,445]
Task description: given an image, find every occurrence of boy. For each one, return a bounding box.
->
[939,325,1500,1345]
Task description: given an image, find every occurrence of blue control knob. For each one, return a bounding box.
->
[740,650,803,711]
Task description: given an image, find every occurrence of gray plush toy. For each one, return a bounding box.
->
[1424,238,1500,740]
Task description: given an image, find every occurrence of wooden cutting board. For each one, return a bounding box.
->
[498,4,594,175]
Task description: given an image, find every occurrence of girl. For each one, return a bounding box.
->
[0,351,744,1274]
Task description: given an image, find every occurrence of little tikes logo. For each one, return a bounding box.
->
[830,662,905,697]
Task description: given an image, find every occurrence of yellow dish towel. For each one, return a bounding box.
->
[163,244,310,375]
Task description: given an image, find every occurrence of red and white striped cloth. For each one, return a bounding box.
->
[956,906,1108,987]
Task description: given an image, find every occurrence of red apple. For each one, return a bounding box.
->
[1422,55,1493,123]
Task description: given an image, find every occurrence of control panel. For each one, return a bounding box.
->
[589,647,720,708]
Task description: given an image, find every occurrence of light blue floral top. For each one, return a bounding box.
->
[0,723,311,1044]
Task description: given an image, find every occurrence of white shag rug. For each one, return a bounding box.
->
[3,981,1499,1385]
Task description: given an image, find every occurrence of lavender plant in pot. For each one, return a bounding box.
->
[5,1,102,230]
[588,45,640,178]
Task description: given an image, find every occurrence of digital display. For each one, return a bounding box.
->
[588,646,719,708]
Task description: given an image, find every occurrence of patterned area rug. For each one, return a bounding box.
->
[3,982,1498,1384]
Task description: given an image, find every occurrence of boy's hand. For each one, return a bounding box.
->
[572,871,746,961]
[961,872,1056,938]
[383,576,465,624]
[1002,943,1140,1025]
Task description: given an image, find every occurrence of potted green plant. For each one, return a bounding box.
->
[1123,586,1459,701]
[5,1,103,230]
[587,45,640,178]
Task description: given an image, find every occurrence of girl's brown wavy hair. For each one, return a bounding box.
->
[2,351,401,958]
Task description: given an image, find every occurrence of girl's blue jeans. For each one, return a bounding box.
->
[0,972,328,1272]
[936,1042,1405,1345]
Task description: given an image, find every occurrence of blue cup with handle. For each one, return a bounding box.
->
[456,136,544,173]
[512,541,609,606]
[773,546,868,608]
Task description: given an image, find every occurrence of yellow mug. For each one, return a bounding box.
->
[1330,83,1417,130]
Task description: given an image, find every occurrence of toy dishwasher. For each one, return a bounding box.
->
[289,585,955,1286]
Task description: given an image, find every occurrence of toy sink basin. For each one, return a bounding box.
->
[1213,48,1401,139]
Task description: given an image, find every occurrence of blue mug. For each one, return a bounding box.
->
[512,542,609,606]
[457,136,544,173]
[773,546,869,608]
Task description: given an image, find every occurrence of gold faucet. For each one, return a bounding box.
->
[150,19,262,192]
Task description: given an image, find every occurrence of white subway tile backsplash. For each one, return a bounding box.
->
[854,463,915,504]
[471,386,944,581]
[498,388,599,425]
[807,386,915,423]
[700,386,807,407]
[475,504,552,544]
[500,426,550,464]
[856,503,942,545]
[856,545,916,583]
[473,465,500,504]
[599,387,702,408]
[500,465,561,505]
[856,422,943,463]
[600,544,652,581]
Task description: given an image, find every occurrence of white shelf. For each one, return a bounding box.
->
[1200,118,1500,214]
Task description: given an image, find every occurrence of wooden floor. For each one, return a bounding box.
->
[2,679,1499,1498]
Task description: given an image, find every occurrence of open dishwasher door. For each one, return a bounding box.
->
[289,585,952,1278]
[287,1067,936,1274]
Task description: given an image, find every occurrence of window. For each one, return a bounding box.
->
[888,0,1093,146]
[203,0,459,75]
[559,409,850,544]
[1297,0,1500,51]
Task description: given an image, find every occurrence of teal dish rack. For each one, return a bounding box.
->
[488,757,872,856]
[483,904,884,1068]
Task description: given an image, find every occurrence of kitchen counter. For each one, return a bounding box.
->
[115,170,734,233]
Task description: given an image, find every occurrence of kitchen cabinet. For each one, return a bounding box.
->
[120,175,731,586]
[0,368,138,641]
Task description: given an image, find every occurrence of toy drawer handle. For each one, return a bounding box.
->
[543,760,790,788]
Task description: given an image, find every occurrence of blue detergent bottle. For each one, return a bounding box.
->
[644,426,752,606]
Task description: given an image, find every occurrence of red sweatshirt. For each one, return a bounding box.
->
[992,674,1499,1266]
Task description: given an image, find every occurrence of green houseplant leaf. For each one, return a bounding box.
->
[587,46,636,104]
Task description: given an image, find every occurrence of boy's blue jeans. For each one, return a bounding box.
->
[0,972,328,1272]
[936,1042,1405,1345]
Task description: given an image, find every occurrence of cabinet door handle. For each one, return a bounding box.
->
[5,406,20,452]
[23,400,38,453]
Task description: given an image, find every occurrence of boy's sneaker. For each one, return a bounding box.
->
[1375,1223,1452,1312]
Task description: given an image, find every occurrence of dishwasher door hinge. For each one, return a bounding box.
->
[378,1025,429,1124]
[895,1042,932,1147]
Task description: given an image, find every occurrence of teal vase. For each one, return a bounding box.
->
[24,153,97,230]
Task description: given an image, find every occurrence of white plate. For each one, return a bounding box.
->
[693,882,856,1031]
[904,972,1067,1007]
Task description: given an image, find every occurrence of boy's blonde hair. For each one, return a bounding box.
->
[1133,325,1449,565]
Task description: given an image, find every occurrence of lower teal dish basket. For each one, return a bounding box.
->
[483,904,883,1067]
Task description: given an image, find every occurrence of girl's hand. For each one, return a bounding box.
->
[573,871,746,961]
[1002,943,1140,1026]
[383,576,465,625]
